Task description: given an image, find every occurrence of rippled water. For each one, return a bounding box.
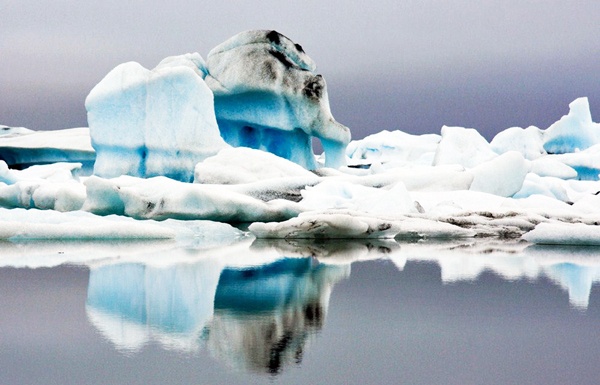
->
[1,239,600,384]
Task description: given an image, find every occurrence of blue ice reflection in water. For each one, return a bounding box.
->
[3,238,600,384]
[86,249,349,373]
[83,239,600,374]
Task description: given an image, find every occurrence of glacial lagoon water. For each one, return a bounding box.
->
[1,239,600,385]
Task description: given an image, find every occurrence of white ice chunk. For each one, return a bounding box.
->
[300,179,419,217]
[0,162,86,211]
[571,194,600,215]
[550,143,600,180]
[509,194,581,218]
[490,126,545,160]
[469,151,528,197]
[381,164,474,191]
[413,190,509,216]
[346,130,440,166]
[523,222,600,246]
[83,175,303,222]
[528,157,577,179]
[194,147,315,184]
[433,126,497,168]
[513,174,570,201]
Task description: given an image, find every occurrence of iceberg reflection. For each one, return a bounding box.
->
[396,240,600,309]
[207,258,349,374]
[81,238,600,374]
[87,259,224,352]
[85,253,349,373]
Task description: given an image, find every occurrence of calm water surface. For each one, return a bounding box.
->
[1,239,599,384]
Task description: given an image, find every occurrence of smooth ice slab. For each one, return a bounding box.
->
[0,207,244,244]
[0,127,95,172]
[523,222,600,246]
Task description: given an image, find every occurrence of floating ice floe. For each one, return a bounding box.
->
[0,127,94,172]
[83,174,305,222]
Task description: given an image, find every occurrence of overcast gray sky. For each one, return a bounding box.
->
[2,0,600,139]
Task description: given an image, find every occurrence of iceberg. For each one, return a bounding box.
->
[433,125,498,168]
[85,53,228,182]
[87,259,224,352]
[468,151,528,197]
[84,252,350,371]
[205,30,350,169]
[543,97,600,154]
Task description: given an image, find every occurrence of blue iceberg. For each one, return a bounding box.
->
[85,53,229,182]
[205,30,351,169]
